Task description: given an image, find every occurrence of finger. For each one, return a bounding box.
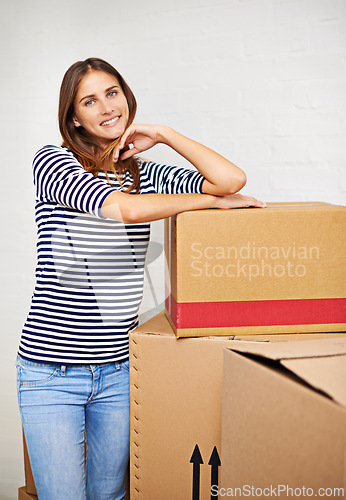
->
[119,126,135,148]
[113,146,120,162]
[114,147,122,163]
[113,128,134,162]
[117,134,130,152]
[251,198,266,207]
[249,199,266,208]
[120,147,138,161]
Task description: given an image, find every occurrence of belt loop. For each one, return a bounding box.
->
[61,365,66,377]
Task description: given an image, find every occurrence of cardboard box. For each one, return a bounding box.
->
[18,486,37,499]
[129,312,346,500]
[164,202,346,336]
[221,338,346,498]
[22,429,36,496]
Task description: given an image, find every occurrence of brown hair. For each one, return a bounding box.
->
[59,58,140,193]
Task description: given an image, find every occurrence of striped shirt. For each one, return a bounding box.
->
[18,145,206,364]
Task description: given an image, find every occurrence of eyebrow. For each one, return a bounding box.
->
[79,85,120,103]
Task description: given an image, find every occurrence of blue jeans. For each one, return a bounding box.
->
[16,355,130,500]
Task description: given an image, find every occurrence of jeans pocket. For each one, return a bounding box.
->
[19,363,60,387]
[120,359,130,373]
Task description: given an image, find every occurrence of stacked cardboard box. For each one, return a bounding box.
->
[130,202,346,499]
[129,312,346,499]
[220,339,346,498]
[21,203,346,499]
[165,202,346,336]
[18,487,37,500]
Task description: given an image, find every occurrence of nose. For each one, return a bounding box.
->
[100,99,113,115]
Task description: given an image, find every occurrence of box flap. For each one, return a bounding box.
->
[229,337,346,360]
[229,338,346,408]
[281,355,346,407]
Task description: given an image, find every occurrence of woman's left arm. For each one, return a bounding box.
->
[114,125,246,196]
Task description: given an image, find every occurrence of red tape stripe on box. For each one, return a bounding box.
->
[169,296,346,329]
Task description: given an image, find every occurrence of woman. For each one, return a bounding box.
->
[16,58,265,500]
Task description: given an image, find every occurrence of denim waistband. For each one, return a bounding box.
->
[16,354,129,369]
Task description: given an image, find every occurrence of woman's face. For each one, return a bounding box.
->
[73,69,129,148]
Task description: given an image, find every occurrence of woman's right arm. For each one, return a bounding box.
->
[33,145,265,225]
[100,191,266,223]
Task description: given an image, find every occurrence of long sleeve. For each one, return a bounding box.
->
[140,160,206,195]
[33,145,118,218]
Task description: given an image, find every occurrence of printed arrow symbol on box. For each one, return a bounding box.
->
[190,444,203,500]
[209,446,221,499]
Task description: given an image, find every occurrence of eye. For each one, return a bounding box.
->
[108,90,117,98]
[85,99,95,106]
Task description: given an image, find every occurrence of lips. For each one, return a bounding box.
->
[101,116,120,126]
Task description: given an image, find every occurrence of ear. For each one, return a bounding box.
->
[73,115,81,127]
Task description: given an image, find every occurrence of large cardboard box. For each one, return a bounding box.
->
[221,338,346,498]
[129,312,346,500]
[164,202,346,337]
[18,487,37,500]
[22,430,36,496]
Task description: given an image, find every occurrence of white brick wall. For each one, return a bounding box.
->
[1,0,345,497]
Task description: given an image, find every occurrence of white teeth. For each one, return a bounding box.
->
[101,116,119,126]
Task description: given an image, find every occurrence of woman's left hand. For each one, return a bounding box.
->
[114,124,161,162]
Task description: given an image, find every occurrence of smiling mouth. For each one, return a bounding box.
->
[101,116,120,126]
